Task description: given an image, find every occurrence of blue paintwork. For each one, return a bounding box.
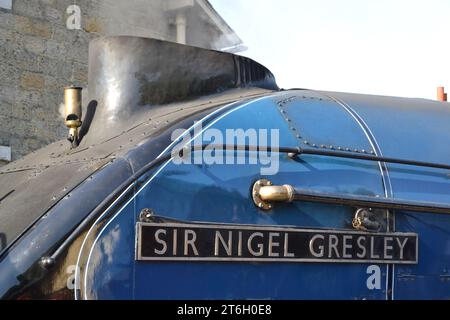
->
[81,92,395,300]
[1,32,448,299]
[5,89,446,300]
[328,92,450,300]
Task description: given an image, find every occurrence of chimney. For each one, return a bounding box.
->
[437,87,448,102]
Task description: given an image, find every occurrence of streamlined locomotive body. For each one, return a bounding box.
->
[0,36,449,300]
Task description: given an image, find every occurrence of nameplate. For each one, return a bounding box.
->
[136,222,418,264]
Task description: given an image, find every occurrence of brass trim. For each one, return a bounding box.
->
[64,86,82,148]
[252,179,295,210]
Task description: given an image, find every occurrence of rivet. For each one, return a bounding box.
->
[39,257,55,269]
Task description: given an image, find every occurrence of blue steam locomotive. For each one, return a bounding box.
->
[0,36,449,300]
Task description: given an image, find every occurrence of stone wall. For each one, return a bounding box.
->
[0,0,176,162]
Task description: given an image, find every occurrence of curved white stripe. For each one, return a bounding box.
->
[324,94,393,198]
[83,161,171,299]
[73,183,135,300]
[325,93,394,301]
[80,94,279,299]
[74,99,239,300]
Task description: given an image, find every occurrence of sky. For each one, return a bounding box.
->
[210,0,450,99]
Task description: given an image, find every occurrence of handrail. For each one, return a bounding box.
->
[252,179,450,214]
[48,144,450,263]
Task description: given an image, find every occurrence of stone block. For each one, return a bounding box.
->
[0,85,17,104]
[0,12,14,30]
[45,39,68,58]
[12,0,44,20]
[16,89,43,106]
[0,115,12,140]
[0,62,19,87]
[11,104,32,121]
[0,99,12,117]
[21,34,46,55]
[44,6,63,24]
[0,26,16,47]
[84,16,104,33]
[15,15,52,39]
[13,50,47,74]
[20,72,45,90]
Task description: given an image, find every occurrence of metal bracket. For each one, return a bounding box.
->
[252,179,295,211]
[252,179,273,210]
[352,208,381,232]
[139,208,155,222]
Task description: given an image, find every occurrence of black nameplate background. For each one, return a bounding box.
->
[136,222,418,264]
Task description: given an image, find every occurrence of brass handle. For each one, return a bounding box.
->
[252,179,450,215]
[252,179,295,210]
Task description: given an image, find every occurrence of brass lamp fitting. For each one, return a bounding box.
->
[64,86,82,148]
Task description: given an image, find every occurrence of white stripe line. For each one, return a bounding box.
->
[73,183,135,300]
[75,99,250,299]
[325,94,394,301]
[74,100,239,300]
[80,94,278,300]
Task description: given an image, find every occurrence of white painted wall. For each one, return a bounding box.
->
[0,0,12,10]
[0,146,11,162]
